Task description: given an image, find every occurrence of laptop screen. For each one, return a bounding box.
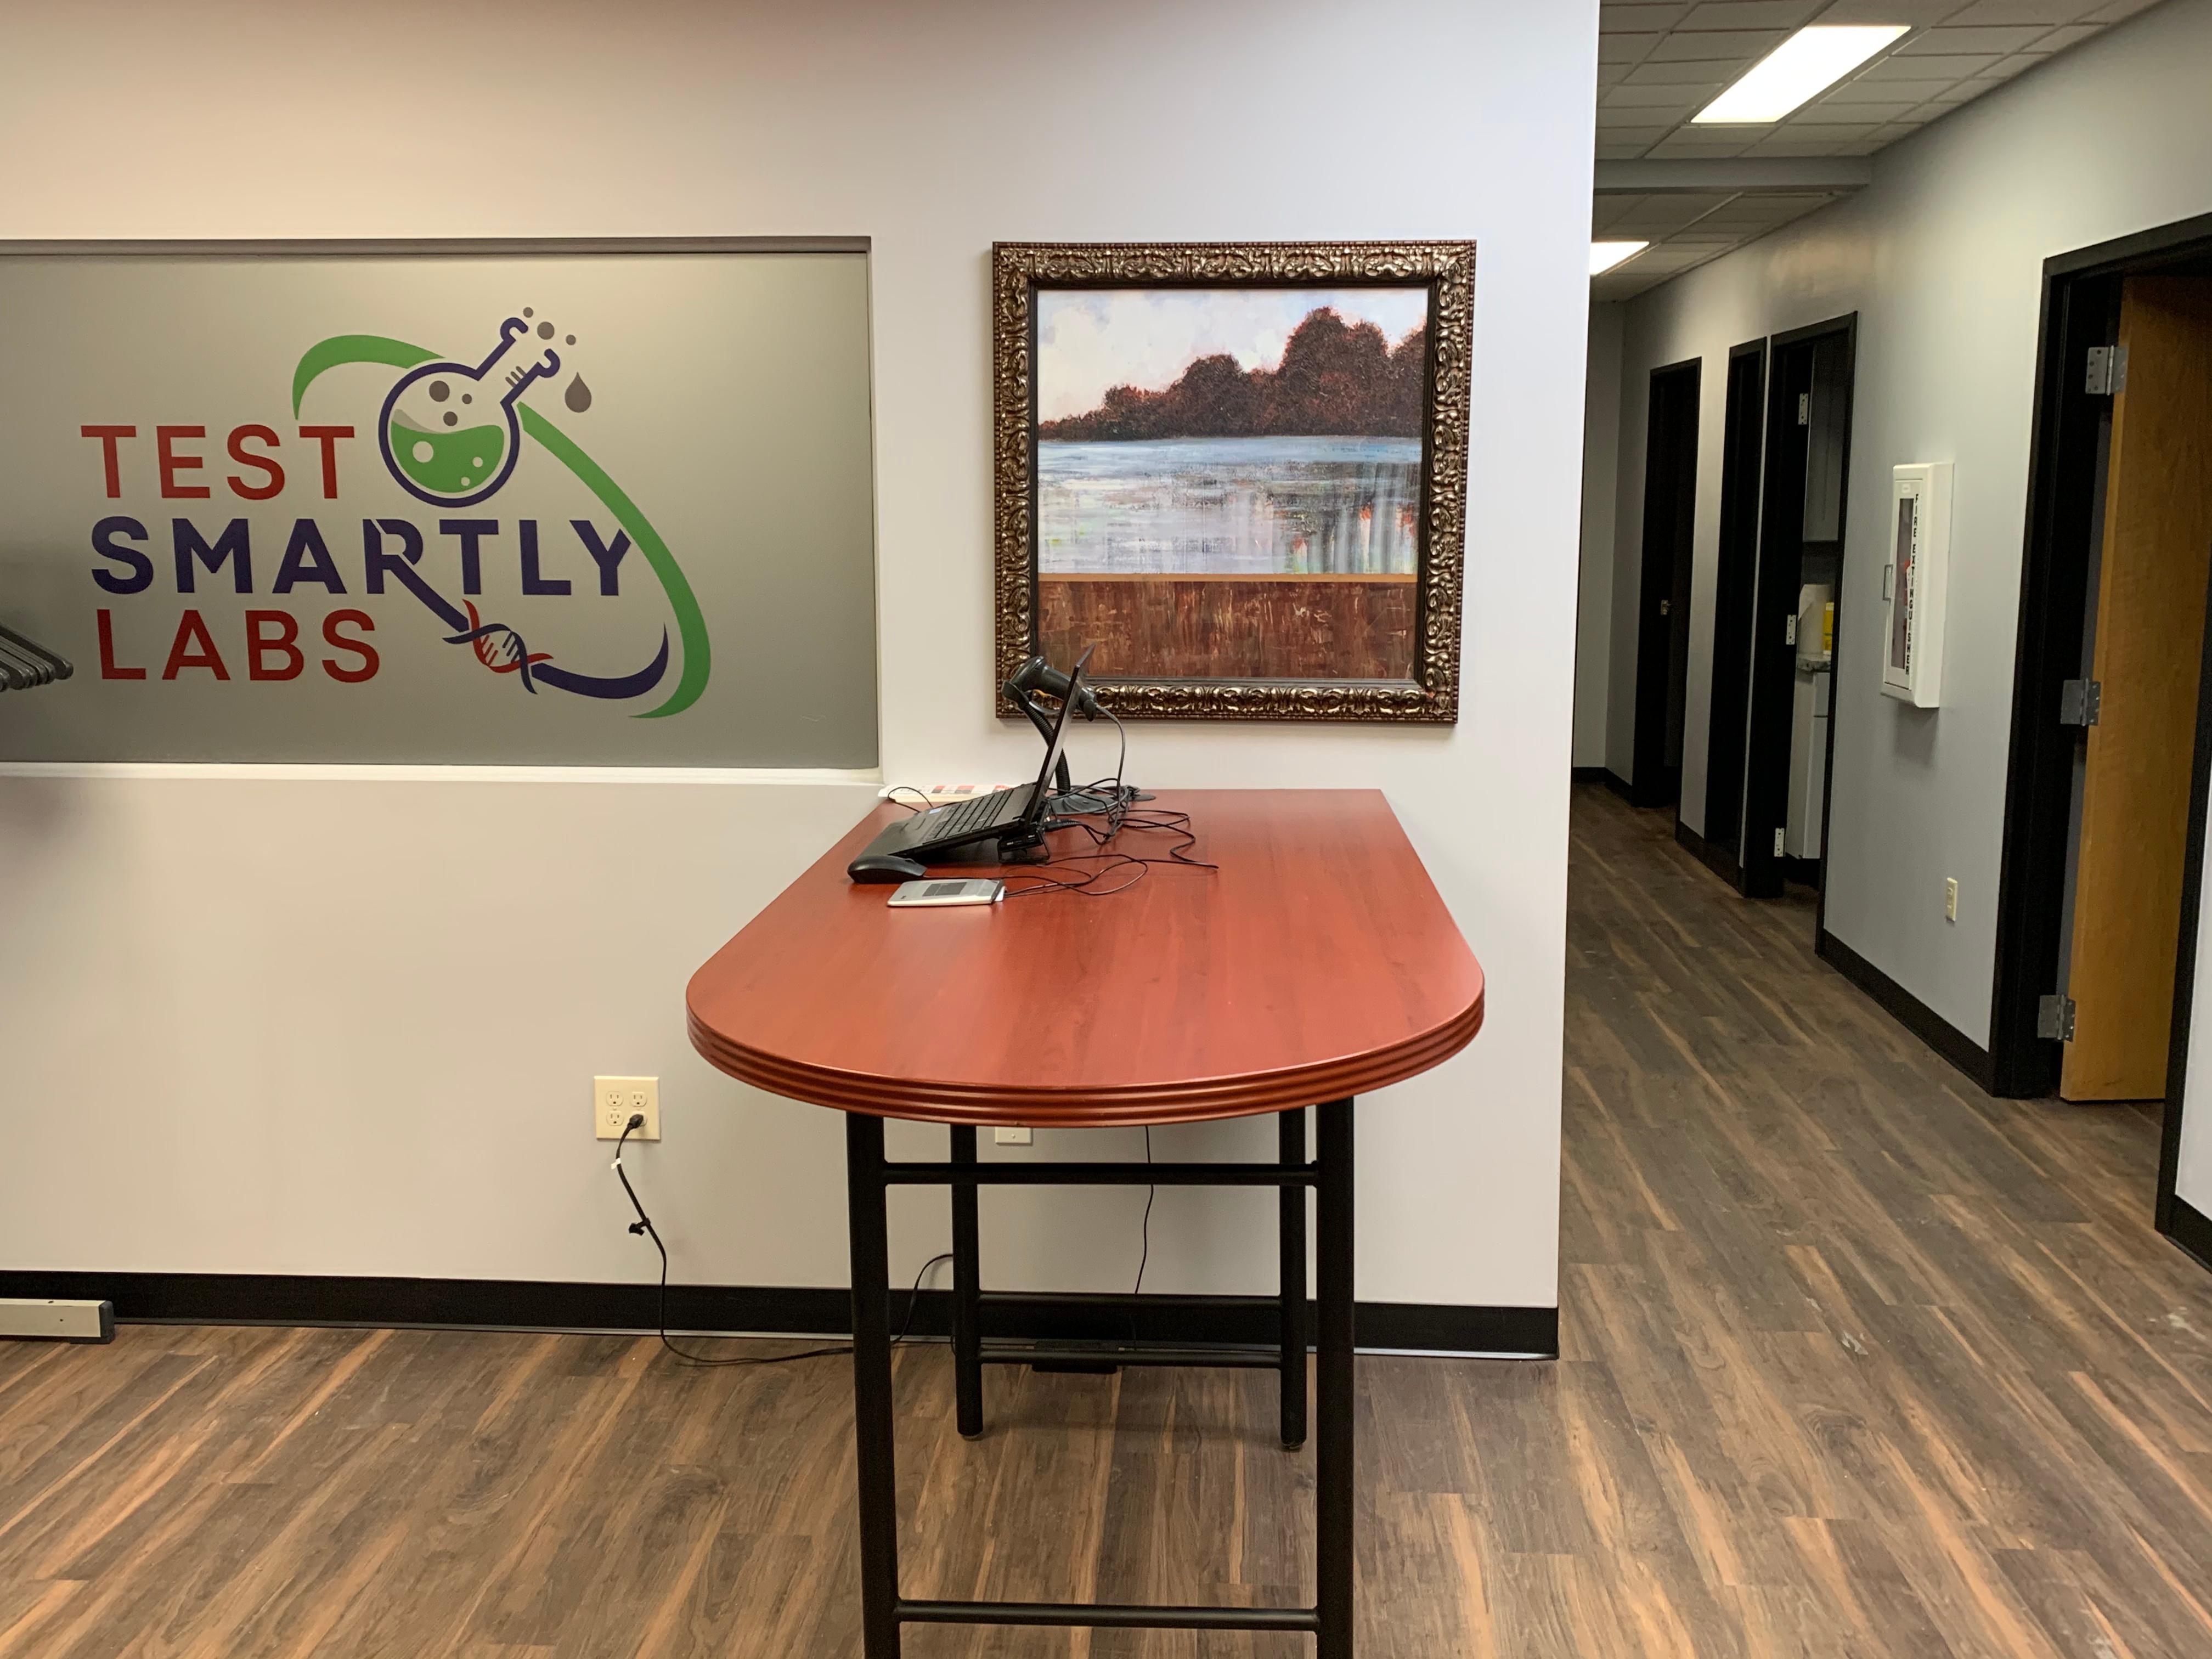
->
[1025,645,1093,817]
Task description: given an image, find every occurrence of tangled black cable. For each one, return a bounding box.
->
[613,1115,949,1367]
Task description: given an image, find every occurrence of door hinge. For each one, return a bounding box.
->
[2038,994,2077,1042]
[2085,344,2129,396]
[1797,392,1811,426]
[1773,827,1786,857]
[1785,613,1799,645]
[2059,678,2102,726]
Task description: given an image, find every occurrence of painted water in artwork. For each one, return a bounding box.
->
[1034,287,1430,680]
[1039,437,1421,576]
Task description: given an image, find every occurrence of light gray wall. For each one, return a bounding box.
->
[0,0,1599,1314]
[1609,0,2212,1054]
[1575,303,1623,771]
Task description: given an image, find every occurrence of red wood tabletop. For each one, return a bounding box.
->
[686,789,1484,1126]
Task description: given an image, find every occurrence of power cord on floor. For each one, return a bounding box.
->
[1133,1126,1155,1296]
[613,1114,950,1367]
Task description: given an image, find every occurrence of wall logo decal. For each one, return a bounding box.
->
[82,309,712,719]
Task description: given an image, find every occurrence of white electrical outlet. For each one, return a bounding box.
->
[595,1076,660,1140]
[1944,878,1959,923]
[994,1126,1033,1147]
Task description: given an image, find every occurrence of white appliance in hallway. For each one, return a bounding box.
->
[1786,583,1833,860]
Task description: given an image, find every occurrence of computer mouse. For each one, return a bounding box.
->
[847,852,928,884]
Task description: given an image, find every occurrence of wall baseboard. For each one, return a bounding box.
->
[2165,1196,2212,1277]
[1673,817,1743,889]
[0,1271,1559,1359]
[1816,929,1998,1093]
[1569,765,1635,800]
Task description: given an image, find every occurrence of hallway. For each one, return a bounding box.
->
[1563,781,2212,1657]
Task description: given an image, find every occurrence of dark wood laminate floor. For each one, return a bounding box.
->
[5,783,2212,1657]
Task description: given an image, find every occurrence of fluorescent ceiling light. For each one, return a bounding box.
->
[1693,25,1911,125]
[1591,241,1648,276]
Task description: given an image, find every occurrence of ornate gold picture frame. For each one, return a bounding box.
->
[993,240,1473,722]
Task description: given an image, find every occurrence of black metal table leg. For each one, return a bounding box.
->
[1279,1107,1308,1449]
[837,1117,1346,1648]
[950,1125,984,1438]
[846,1113,902,1657]
[1316,1098,1356,1658]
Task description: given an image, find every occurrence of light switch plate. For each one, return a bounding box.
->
[595,1076,660,1140]
[994,1126,1033,1146]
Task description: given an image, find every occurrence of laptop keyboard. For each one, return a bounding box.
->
[928,788,1019,839]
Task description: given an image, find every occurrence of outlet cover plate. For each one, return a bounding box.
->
[595,1076,660,1141]
[994,1126,1033,1146]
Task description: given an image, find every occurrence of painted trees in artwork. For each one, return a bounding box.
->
[1038,307,1427,441]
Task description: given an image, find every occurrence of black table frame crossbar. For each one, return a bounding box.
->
[844,1099,1357,1656]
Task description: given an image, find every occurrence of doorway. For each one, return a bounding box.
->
[1989,212,2212,1256]
[1632,359,1701,810]
[1738,317,1856,904]
[1701,338,1768,868]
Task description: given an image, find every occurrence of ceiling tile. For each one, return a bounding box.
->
[1850,52,2005,80]
[1814,0,1963,19]
[1746,136,1875,155]
[1647,27,1790,59]
[2037,22,2103,47]
[1626,59,1739,84]
[1678,1,1828,25]
[1602,2,1694,23]
[1904,24,2053,50]
[1600,32,1666,63]
[1766,120,1883,140]
[1604,83,1712,106]
[1645,134,1766,157]
[1935,1,2090,21]
[2085,0,2161,18]
[1596,141,1660,160]
[1819,75,1945,101]
[1802,95,1923,118]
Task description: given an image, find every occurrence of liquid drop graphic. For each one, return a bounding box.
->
[565,375,592,414]
[377,318,560,509]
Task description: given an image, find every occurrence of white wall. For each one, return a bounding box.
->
[1608,0,2212,1055]
[0,0,1599,1317]
[1574,303,1622,771]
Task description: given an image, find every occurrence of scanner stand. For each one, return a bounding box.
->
[1003,678,1132,816]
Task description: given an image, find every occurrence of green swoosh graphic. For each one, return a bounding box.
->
[292,333,711,719]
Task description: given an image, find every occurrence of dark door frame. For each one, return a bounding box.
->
[1701,337,1769,868]
[1741,314,1858,906]
[1991,210,2212,1098]
[1986,207,2212,1265]
[1631,357,1703,809]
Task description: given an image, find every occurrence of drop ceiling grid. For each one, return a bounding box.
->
[1596,0,2162,162]
[1590,0,2163,298]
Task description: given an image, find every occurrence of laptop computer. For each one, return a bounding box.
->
[848,647,1092,882]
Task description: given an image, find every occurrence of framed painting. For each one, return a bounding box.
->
[992,240,1473,721]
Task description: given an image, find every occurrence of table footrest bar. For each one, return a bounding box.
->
[980,1340,1283,1369]
[894,1598,1320,1632]
[884,1160,1315,1187]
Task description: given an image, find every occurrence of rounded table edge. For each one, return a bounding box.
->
[685,986,1485,1126]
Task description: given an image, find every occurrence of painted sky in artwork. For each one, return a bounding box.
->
[1036,287,1430,423]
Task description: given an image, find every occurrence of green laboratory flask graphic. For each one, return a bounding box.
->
[377,318,561,509]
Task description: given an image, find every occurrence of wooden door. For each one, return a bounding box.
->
[2064,276,2212,1100]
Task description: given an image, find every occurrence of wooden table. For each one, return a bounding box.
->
[687,789,1483,1656]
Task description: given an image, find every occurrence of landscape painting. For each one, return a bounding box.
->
[994,242,1473,722]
